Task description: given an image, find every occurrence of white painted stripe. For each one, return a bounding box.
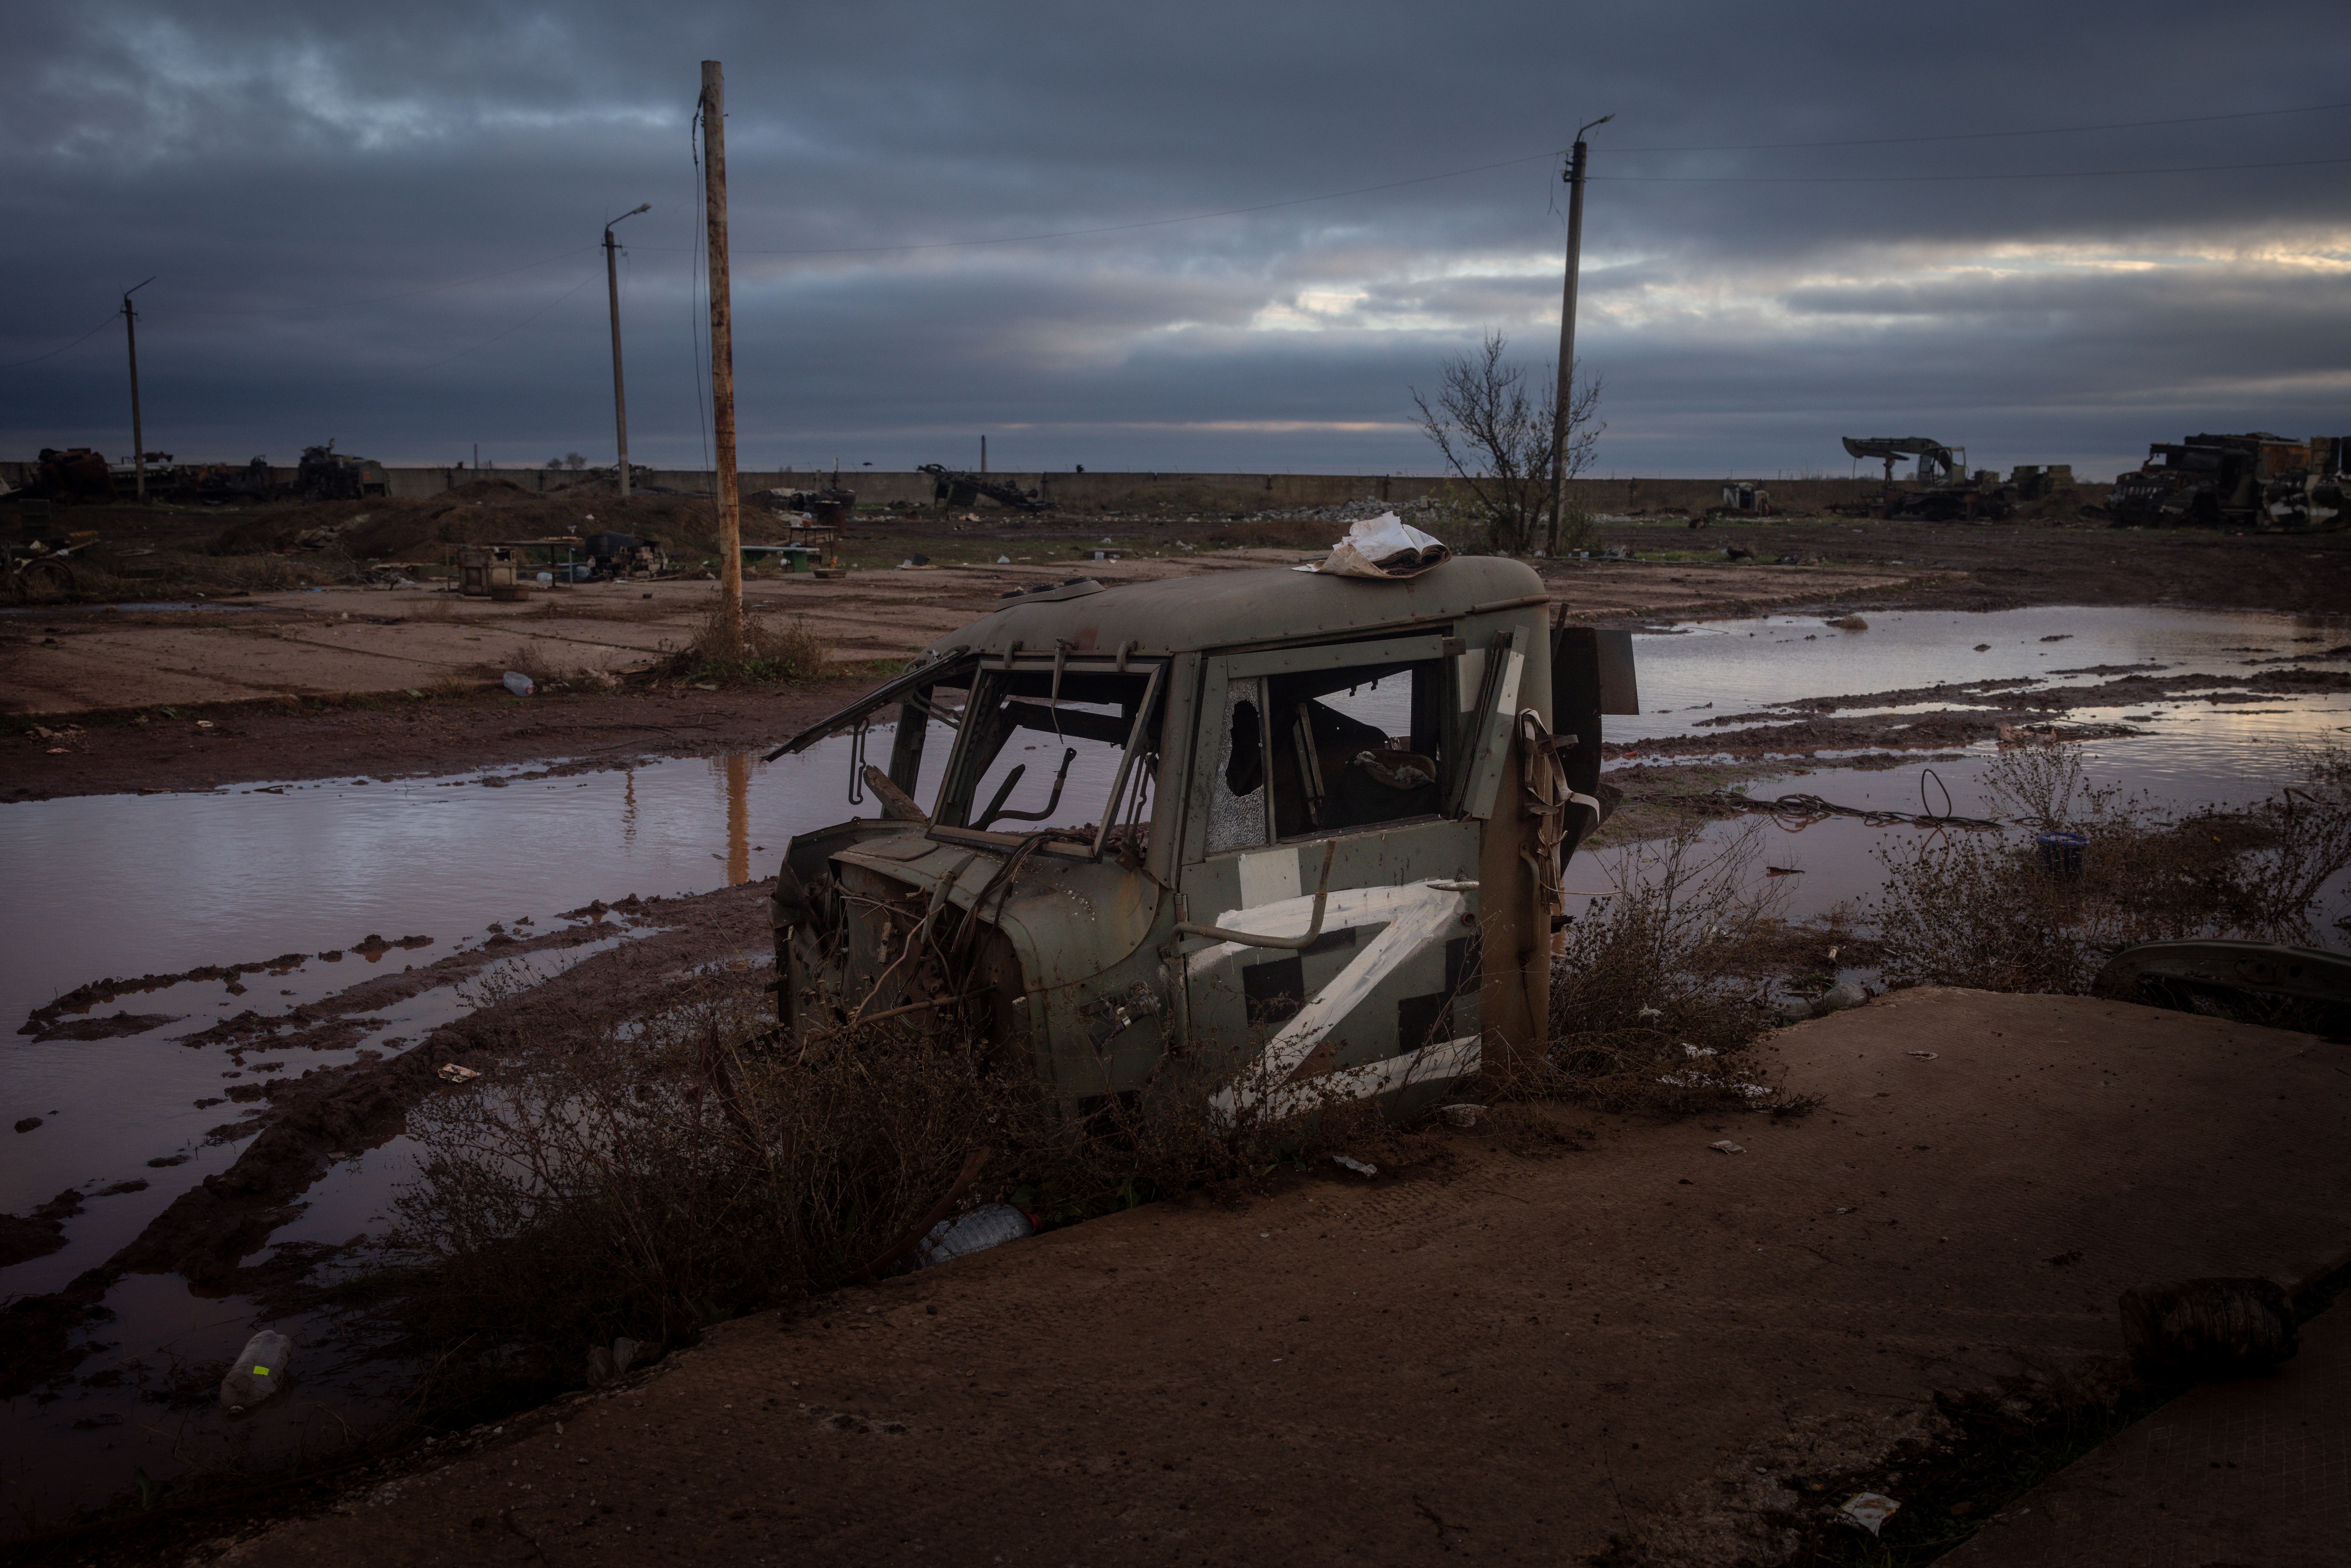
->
[1235,844,1301,909]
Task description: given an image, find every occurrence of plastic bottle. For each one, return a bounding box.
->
[502,671,535,697]
[915,1204,1034,1268]
[219,1330,292,1414]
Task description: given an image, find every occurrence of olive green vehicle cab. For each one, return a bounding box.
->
[766,557,1634,1121]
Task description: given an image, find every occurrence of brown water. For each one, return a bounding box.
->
[3,603,2346,1532]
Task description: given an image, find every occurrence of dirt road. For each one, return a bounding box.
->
[210,989,2351,1568]
[2,553,1925,799]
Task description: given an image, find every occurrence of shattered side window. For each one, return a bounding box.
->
[1207,676,1270,854]
[1265,660,1445,839]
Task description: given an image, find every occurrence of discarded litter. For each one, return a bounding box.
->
[1440,1103,1484,1129]
[1817,981,1869,1014]
[437,1063,481,1083]
[587,1336,645,1385]
[502,671,535,697]
[1709,1140,1746,1154]
[916,1203,1033,1268]
[220,1330,292,1414]
[2121,1276,2299,1376]
[1838,1492,1900,1536]
[1636,1006,1663,1022]
[1905,1050,1938,1060]
[2036,831,2088,881]
[1331,1154,1377,1176]
[1294,513,1452,579]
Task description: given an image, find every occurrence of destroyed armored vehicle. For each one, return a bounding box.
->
[296,441,390,502]
[2108,433,2346,531]
[581,530,668,579]
[920,463,1047,513]
[1838,436,2012,521]
[765,555,1636,1122]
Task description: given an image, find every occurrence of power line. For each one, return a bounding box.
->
[176,245,598,317]
[1603,97,2351,154]
[359,270,603,382]
[1591,154,2351,184]
[710,151,1565,256]
[666,98,2351,257]
[0,312,120,371]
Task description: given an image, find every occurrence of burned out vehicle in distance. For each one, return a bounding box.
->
[2107,433,2346,531]
[764,553,1636,1123]
[1838,436,2012,521]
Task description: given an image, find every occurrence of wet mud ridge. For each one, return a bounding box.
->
[0,884,774,1403]
[215,989,2351,1568]
[1613,664,2351,759]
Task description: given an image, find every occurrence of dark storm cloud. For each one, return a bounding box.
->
[4,0,2346,479]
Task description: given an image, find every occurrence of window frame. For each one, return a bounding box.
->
[926,654,1167,862]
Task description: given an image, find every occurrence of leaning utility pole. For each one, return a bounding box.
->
[604,203,650,499]
[122,277,154,502]
[700,60,743,650]
[1548,115,1610,554]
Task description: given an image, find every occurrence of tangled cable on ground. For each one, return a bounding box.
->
[1695,768,2004,832]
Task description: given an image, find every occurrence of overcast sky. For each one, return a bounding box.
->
[4,1,2346,481]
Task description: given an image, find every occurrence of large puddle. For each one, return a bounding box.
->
[5,602,2348,1531]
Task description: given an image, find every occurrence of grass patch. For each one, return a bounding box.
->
[1874,741,2351,994]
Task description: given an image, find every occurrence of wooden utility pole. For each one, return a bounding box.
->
[1548,116,1609,554]
[605,204,649,499]
[122,277,154,502]
[700,61,743,650]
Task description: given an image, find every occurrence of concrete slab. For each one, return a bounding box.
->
[220,988,2351,1567]
[1941,1297,2351,1567]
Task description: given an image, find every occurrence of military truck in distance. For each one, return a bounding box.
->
[296,441,390,502]
[2107,433,2346,531]
[764,558,1635,1123]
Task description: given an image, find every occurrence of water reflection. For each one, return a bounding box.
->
[726,752,750,886]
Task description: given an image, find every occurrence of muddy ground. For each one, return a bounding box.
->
[8,488,2349,801]
[7,489,2351,1561]
[57,989,2351,1568]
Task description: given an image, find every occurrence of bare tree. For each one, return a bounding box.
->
[1413,331,1602,556]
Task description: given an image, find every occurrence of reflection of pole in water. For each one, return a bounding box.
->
[726,753,750,886]
[622,770,638,847]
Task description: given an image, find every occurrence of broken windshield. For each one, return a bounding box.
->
[932,662,1163,854]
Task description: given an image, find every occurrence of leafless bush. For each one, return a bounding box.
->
[385,971,1384,1389]
[656,601,830,685]
[1412,330,1602,556]
[1874,742,2351,994]
[1530,823,1790,1112]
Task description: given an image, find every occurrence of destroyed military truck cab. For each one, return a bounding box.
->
[2109,433,2347,531]
[764,556,1635,1124]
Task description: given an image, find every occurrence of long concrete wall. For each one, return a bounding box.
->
[3,460,1894,515]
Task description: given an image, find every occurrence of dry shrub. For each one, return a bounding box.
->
[657,599,830,685]
[384,970,1382,1394]
[1531,822,1789,1112]
[1874,741,2351,995]
[388,975,1009,1383]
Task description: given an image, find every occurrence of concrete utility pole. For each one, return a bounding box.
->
[604,203,650,499]
[122,277,154,502]
[700,61,742,650]
[1548,115,1610,554]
